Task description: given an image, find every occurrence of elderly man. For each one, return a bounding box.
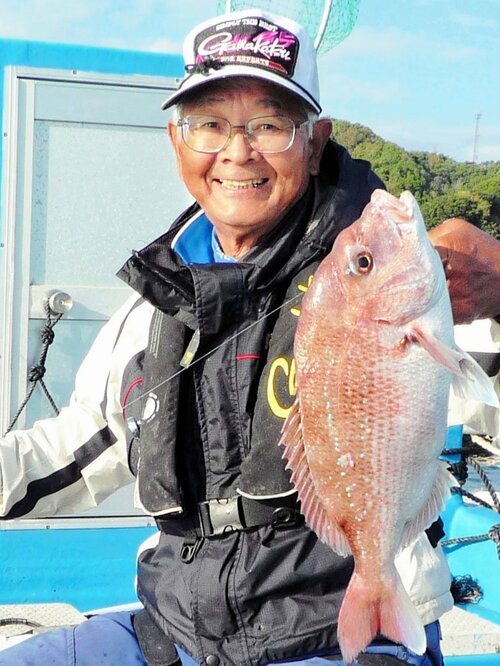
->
[0,8,499,666]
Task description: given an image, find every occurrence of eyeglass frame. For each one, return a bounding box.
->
[176,114,313,155]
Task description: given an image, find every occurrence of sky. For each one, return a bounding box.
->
[0,0,498,163]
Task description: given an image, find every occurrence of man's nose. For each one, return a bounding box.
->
[220,126,257,159]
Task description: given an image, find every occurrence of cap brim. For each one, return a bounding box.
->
[161,66,321,114]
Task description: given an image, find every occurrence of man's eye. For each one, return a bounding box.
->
[255,122,281,133]
[200,120,222,130]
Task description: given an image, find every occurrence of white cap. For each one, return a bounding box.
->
[162,9,321,113]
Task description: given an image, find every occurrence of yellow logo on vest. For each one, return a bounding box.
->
[290,275,313,317]
[267,357,296,419]
[267,273,314,418]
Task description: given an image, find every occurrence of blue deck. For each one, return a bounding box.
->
[446,658,499,665]
[0,524,156,611]
[441,493,500,625]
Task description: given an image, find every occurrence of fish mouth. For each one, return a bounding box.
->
[216,178,268,190]
[373,190,416,226]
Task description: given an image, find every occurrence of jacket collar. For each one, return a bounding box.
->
[117,140,384,312]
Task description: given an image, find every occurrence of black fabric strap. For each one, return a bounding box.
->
[132,610,181,666]
[156,493,303,538]
[157,494,444,549]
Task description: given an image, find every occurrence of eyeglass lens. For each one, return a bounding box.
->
[180,115,299,154]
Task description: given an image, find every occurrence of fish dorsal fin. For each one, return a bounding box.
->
[410,326,499,407]
[280,399,352,557]
[399,461,453,551]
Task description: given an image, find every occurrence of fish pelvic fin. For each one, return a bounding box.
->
[338,570,426,665]
[409,326,499,407]
[280,400,351,556]
[400,461,453,550]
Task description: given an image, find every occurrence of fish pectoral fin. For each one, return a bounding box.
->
[408,325,462,373]
[279,400,351,557]
[409,326,499,407]
[399,462,453,551]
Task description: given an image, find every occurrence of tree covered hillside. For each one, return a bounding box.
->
[332,119,500,240]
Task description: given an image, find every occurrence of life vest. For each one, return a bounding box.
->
[117,140,385,516]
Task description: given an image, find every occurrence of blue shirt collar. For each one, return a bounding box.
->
[171,210,236,264]
[211,229,236,263]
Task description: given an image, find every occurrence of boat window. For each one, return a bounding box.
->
[0,68,191,523]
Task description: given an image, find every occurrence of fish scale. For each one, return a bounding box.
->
[280,189,498,664]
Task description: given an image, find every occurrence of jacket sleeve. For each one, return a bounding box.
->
[0,294,153,519]
[448,318,500,440]
[396,536,453,625]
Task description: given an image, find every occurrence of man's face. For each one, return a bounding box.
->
[168,79,331,257]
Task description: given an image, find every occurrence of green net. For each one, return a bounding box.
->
[215,0,360,54]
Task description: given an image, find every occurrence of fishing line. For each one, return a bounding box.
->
[121,292,303,412]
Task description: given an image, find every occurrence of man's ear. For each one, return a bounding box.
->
[167,121,179,152]
[309,118,333,176]
[167,121,183,173]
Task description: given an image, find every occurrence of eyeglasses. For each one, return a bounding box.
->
[177,114,311,154]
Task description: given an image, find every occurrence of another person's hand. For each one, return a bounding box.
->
[428,218,500,325]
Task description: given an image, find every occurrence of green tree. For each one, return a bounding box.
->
[331,119,500,239]
[419,191,491,230]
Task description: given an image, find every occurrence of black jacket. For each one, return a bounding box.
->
[118,141,384,665]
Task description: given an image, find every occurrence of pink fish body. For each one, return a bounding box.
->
[280,190,498,663]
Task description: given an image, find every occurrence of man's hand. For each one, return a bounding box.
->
[428,218,500,325]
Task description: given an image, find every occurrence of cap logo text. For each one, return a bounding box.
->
[193,16,299,79]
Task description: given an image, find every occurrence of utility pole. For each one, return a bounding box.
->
[472,112,481,163]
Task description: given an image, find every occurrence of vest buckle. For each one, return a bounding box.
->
[198,497,243,537]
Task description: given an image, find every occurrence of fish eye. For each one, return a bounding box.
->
[355,251,373,274]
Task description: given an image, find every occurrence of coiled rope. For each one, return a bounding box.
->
[4,301,62,435]
[441,440,500,558]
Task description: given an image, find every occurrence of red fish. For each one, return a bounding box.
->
[280,189,498,663]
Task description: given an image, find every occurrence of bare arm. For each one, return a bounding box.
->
[428,218,500,325]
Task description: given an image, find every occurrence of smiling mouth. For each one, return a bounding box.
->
[217,178,268,190]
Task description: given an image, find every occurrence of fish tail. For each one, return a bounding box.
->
[338,572,378,664]
[338,570,426,665]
